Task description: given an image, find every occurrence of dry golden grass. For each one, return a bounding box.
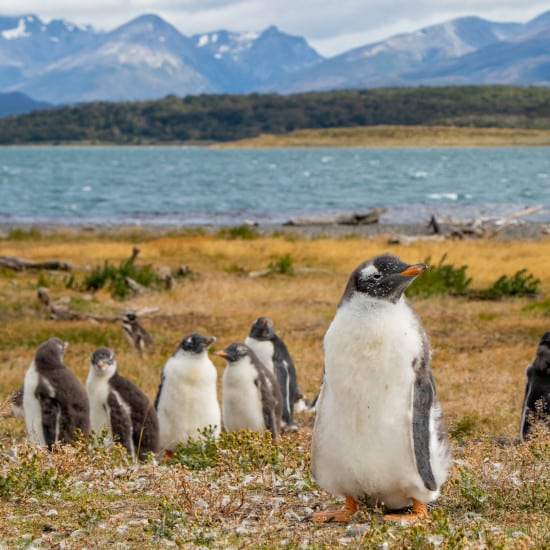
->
[215,125,550,148]
[1,228,549,547]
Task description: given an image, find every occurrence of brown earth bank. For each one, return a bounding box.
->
[0,226,549,547]
[215,125,550,148]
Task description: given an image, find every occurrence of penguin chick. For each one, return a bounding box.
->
[121,310,154,356]
[216,342,283,442]
[23,337,90,448]
[519,331,550,440]
[311,254,451,522]
[154,333,221,451]
[86,347,159,460]
[245,316,307,430]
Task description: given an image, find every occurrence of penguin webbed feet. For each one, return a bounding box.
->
[309,495,359,523]
[383,498,429,522]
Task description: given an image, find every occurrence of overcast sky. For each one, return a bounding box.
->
[1,1,548,57]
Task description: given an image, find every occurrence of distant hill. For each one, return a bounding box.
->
[0,11,548,104]
[0,91,51,117]
[1,86,549,145]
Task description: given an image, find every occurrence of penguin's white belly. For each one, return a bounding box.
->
[222,365,265,432]
[312,298,437,509]
[86,376,112,435]
[23,361,47,445]
[157,358,221,450]
[244,338,274,373]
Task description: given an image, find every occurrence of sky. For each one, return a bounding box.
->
[1,1,549,57]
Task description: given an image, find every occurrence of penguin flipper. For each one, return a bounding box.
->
[412,373,437,492]
[274,361,293,426]
[107,392,134,456]
[519,365,534,440]
[40,396,61,448]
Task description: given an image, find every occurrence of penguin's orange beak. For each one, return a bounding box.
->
[214,350,229,359]
[400,263,427,276]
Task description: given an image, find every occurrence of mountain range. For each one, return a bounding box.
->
[0,10,549,110]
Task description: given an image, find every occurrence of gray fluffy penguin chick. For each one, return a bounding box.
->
[86,347,159,460]
[519,331,550,440]
[245,316,309,430]
[216,342,283,442]
[23,337,90,448]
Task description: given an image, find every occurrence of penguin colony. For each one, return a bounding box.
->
[13,252,550,522]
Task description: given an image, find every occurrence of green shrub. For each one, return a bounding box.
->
[0,452,65,498]
[216,224,259,240]
[268,253,294,275]
[481,269,540,298]
[407,254,472,297]
[172,427,279,473]
[6,227,42,240]
[83,256,161,299]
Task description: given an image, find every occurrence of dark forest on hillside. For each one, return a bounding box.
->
[1,86,549,144]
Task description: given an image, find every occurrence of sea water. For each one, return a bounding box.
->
[0,146,548,226]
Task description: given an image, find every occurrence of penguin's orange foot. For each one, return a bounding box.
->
[384,498,428,522]
[311,495,358,523]
[162,449,175,462]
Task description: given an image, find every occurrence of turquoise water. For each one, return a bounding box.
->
[0,146,549,225]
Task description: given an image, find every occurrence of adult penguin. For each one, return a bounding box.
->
[216,342,283,442]
[519,331,550,440]
[23,337,90,448]
[245,316,305,430]
[86,347,159,460]
[154,333,221,452]
[311,253,451,522]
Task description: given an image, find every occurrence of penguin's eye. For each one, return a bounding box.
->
[372,273,382,280]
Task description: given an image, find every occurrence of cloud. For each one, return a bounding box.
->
[1,0,548,56]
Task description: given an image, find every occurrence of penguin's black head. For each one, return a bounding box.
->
[534,331,550,372]
[35,337,67,367]
[249,316,275,340]
[91,347,116,371]
[177,333,216,355]
[340,253,427,305]
[123,310,138,324]
[214,342,250,363]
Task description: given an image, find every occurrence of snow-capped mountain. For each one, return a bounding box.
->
[266,16,528,92]
[0,10,549,107]
[0,14,323,103]
[192,26,323,90]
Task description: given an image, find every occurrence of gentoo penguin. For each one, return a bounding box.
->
[121,310,154,356]
[245,316,307,430]
[215,342,283,442]
[311,254,451,522]
[86,347,159,460]
[154,333,221,452]
[23,338,90,448]
[519,331,550,440]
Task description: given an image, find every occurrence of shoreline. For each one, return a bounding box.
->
[2,219,549,240]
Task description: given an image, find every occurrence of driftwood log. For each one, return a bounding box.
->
[284,207,387,226]
[0,255,71,271]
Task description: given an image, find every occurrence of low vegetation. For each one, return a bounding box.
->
[1,86,550,144]
[1,228,550,547]
[408,254,540,298]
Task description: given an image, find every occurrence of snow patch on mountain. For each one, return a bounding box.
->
[1,18,30,40]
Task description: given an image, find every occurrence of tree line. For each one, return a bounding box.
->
[1,86,550,145]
